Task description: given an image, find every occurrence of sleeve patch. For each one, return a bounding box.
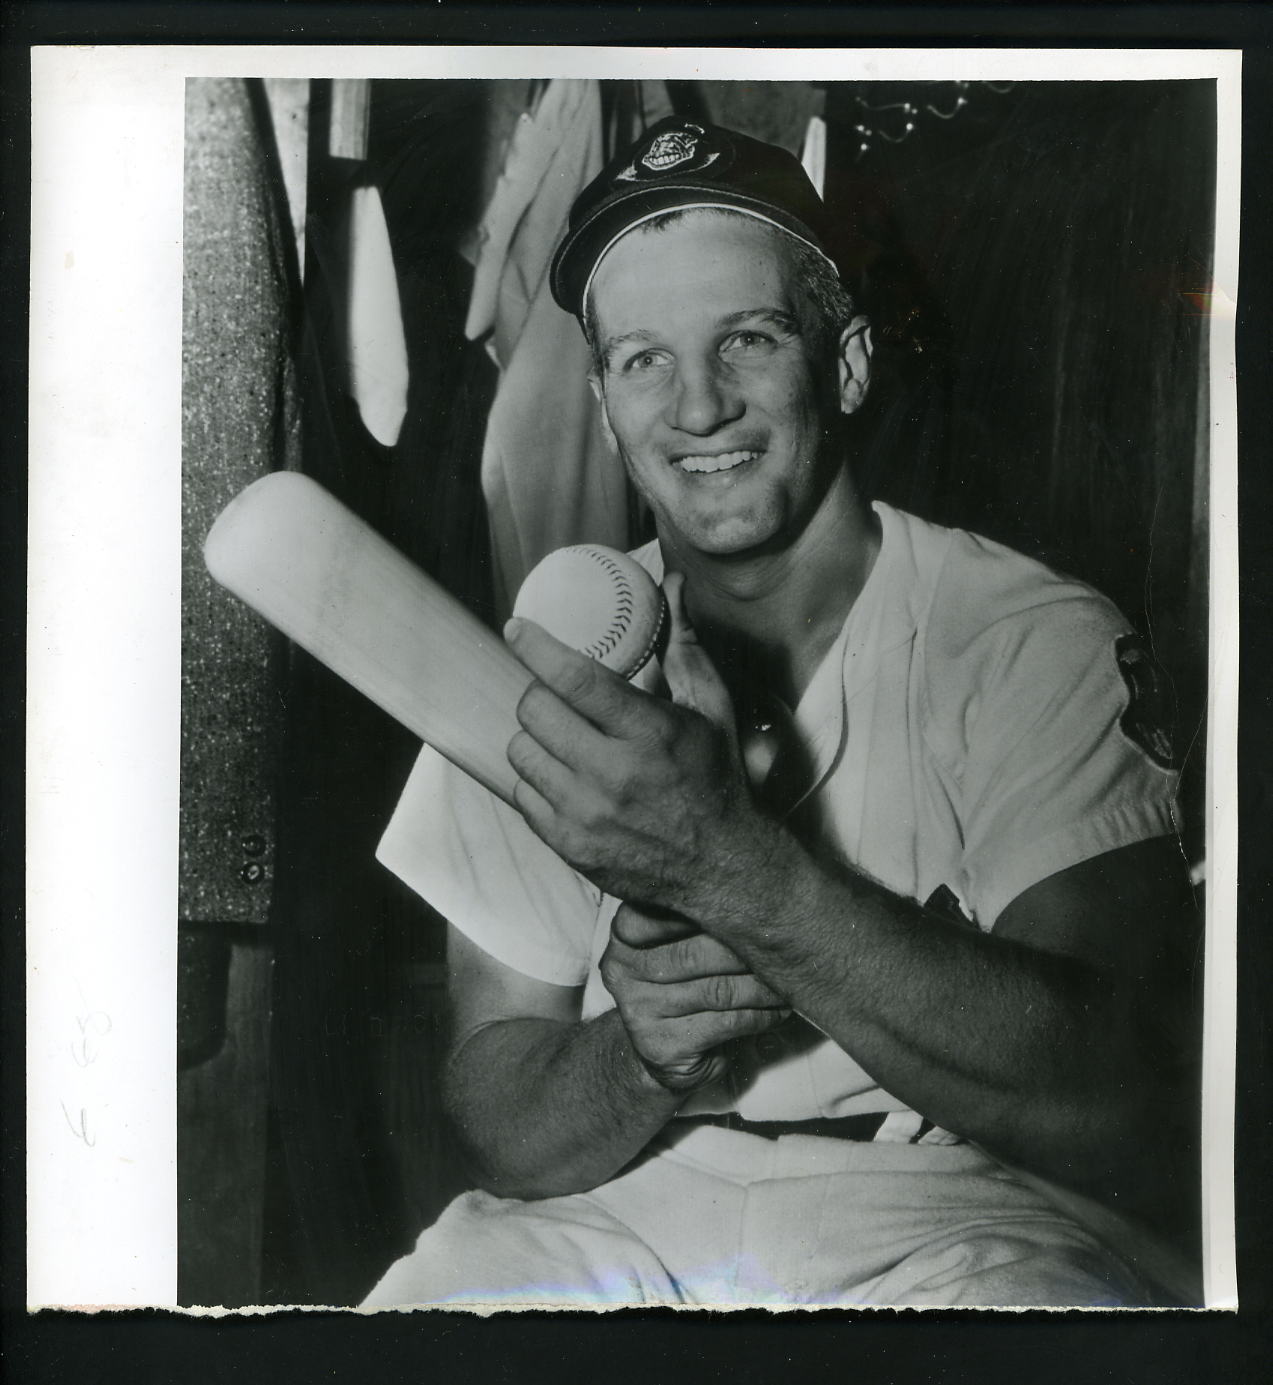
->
[1114,634,1175,770]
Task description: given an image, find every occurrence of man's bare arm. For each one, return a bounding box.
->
[701,833,1200,1230]
[443,920,788,1200]
[504,596,1200,1227]
[442,928,675,1200]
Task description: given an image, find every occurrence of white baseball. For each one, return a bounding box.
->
[513,544,667,679]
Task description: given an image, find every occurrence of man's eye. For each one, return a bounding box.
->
[623,349,668,372]
[722,330,774,354]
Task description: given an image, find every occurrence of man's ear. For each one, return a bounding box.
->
[836,315,873,416]
[588,372,620,453]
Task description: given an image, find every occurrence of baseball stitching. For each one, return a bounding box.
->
[567,546,664,672]
[577,547,632,660]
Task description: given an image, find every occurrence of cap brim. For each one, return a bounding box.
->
[550,182,831,318]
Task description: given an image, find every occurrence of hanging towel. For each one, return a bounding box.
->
[347,183,410,448]
[801,114,827,197]
[467,79,632,620]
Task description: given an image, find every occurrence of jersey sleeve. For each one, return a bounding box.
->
[935,592,1180,929]
[376,745,602,986]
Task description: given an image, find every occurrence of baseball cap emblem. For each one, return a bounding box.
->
[644,123,711,171]
[613,122,727,182]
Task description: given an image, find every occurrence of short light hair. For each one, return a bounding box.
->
[582,207,856,379]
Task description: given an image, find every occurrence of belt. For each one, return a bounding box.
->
[680,1111,933,1143]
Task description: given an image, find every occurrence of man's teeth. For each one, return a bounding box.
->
[676,450,757,474]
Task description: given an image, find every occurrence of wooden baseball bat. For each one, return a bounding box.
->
[204,471,530,805]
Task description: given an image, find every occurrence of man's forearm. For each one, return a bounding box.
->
[698,832,1194,1205]
[442,1009,683,1200]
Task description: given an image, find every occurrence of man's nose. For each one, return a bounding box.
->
[669,358,743,436]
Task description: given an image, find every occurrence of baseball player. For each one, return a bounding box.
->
[366,119,1198,1308]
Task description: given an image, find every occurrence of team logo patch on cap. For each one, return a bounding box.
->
[615,122,728,182]
[1114,634,1175,770]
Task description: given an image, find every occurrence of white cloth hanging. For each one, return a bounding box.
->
[466,78,632,620]
[346,183,409,448]
[801,113,827,197]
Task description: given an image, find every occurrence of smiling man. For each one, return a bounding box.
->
[366,119,1199,1309]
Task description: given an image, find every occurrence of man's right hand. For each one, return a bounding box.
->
[600,904,791,1092]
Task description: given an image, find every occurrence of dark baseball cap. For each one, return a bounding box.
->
[549,117,837,318]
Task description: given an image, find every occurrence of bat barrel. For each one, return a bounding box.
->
[204,471,529,806]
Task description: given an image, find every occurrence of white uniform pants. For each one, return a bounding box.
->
[362,1125,1154,1310]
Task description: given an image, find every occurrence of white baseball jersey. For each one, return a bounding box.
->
[377,502,1179,1121]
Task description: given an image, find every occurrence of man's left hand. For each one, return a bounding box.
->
[505,573,780,919]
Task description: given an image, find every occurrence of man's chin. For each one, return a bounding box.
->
[674,517,787,561]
